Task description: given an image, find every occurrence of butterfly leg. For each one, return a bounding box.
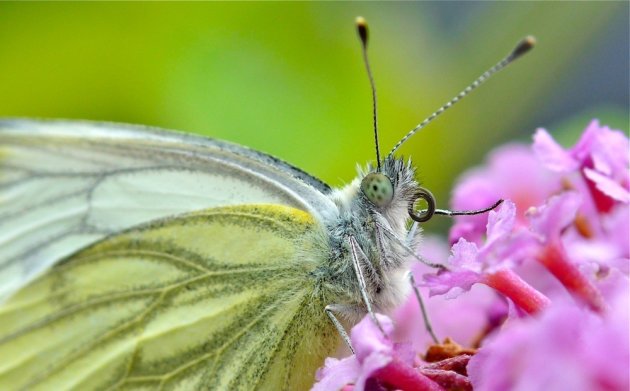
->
[325,304,355,353]
[404,222,440,343]
[348,235,385,334]
[373,223,392,268]
[406,271,439,344]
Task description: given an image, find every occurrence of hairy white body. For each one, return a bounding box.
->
[316,158,423,323]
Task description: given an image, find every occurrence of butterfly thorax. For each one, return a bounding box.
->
[316,157,422,318]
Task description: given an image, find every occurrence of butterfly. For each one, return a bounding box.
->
[0,18,534,390]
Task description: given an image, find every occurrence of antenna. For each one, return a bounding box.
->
[356,16,382,171]
[387,36,536,158]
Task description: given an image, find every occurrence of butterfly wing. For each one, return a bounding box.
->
[0,204,336,390]
[0,119,338,300]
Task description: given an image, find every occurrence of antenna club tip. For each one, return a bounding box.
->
[511,35,536,59]
[355,16,368,44]
[524,35,537,46]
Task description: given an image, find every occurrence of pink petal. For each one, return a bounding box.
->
[372,357,445,391]
[485,200,517,244]
[583,167,630,203]
[423,269,482,298]
[533,128,578,172]
[312,357,361,391]
[355,352,393,391]
[351,314,395,363]
[419,368,471,391]
[528,192,582,239]
[449,239,481,270]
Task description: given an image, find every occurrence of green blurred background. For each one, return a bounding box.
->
[0,2,628,232]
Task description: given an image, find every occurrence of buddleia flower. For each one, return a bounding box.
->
[313,120,628,391]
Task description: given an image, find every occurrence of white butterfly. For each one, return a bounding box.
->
[0,19,533,390]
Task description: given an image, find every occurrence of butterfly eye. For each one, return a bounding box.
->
[360,173,394,207]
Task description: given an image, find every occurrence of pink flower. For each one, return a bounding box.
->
[313,120,628,391]
[468,288,629,391]
[530,122,630,279]
[394,236,507,351]
[423,201,550,314]
[450,145,561,244]
[444,120,628,313]
[312,314,443,391]
[533,120,630,209]
[527,192,607,312]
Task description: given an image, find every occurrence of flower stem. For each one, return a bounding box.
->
[483,269,551,314]
[537,240,606,313]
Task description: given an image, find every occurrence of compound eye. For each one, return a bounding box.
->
[360,173,394,208]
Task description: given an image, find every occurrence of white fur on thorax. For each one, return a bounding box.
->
[322,161,421,318]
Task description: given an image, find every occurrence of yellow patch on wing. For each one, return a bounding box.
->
[0,204,336,390]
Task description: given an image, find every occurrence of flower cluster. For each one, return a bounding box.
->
[313,120,629,390]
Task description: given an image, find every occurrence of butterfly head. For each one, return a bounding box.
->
[358,156,422,228]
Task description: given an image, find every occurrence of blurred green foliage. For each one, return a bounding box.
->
[0,2,627,231]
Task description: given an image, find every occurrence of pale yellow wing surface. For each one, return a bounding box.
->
[0,119,337,301]
[0,204,336,390]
